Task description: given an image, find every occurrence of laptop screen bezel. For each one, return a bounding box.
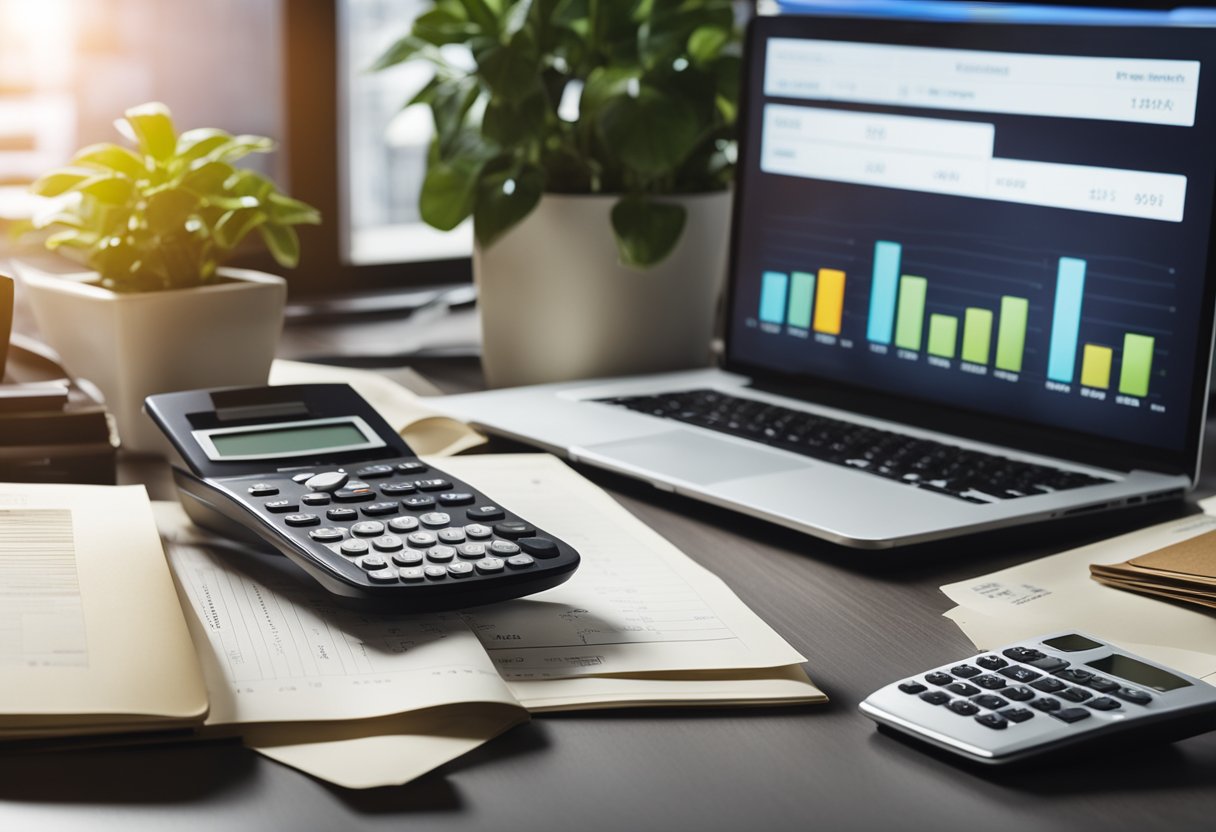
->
[722,14,1216,480]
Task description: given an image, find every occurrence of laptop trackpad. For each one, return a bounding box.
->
[578,431,808,486]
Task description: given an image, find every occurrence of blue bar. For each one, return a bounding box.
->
[1047,257,1087,383]
[866,241,901,344]
[760,271,790,325]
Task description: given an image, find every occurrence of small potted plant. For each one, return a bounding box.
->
[375,0,740,386]
[16,102,320,453]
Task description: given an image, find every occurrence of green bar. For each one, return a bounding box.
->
[995,296,1029,372]
[894,276,928,351]
[787,271,815,329]
[962,308,993,364]
[1119,333,1155,397]
[927,314,958,358]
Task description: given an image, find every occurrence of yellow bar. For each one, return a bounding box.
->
[813,268,846,334]
[1080,344,1113,389]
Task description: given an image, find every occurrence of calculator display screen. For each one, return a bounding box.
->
[1086,654,1192,692]
[210,422,370,457]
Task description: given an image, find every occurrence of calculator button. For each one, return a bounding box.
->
[975,655,1008,671]
[396,461,429,475]
[1052,708,1092,724]
[355,465,394,479]
[446,562,474,578]
[357,554,388,571]
[419,511,452,528]
[974,713,1007,730]
[362,502,401,517]
[1001,708,1034,723]
[464,524,493,540]
[1087,697,1121,711]
[1055,669,1093,685]
[371,535,403,552]
[284,513,320,527]
[367,569,399,584]
[494,521,535,539]
[1057,687,1093,704]
[423,565,448,580]
[950,665,981,679]
[517,537,560,559]
[1031,678,1066,694]
[1086,677,1120,693]
[392,550,423,567]
[1031,697,1062,712]
[402,495,437,510]
[973,695,1008,711]
[1002,647,1045,663]
[406,531,437,548]
[265,500,298,513]
[438,528,466,544]
[1027,656,1070,673]
[491,540,521,556]
[327,508,359,522]
[291,472,316,483]
[437,492,475,506]
[340,539,370,557]
[947,700,979,716]
[506,554,536,569]
[476,557,506,574]
[351,521,386,537]
[1114,687,1152,705]
[308,527,346,543]
[898,681,928,695]
[998,666,1041,684]
[414,479,452,492]
[380,482,417,495]
[919,691,950,706]
[457,542,487,559]
[398,566,425,582]
[426,546,456,563]
[924,672,953,686]
[333,488,376,503]
[946,682,980,697]
[387,516,421,534]
[304,471,348,492]
[302,493,331,506]
[1001,686,1035,702]
[468,506,505,521]
[248,483,279,497]
[973,674,1006,690]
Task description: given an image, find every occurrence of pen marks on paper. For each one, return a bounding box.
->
[969,580,1052,607]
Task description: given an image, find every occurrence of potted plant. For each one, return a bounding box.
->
[16,102,320,453]
[375,0,740,386]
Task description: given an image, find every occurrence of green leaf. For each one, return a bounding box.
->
[177,128,234,163]
[29,167,97,197]
[122,102,177,162]
[482,86,547,146]
[413,7,474,46]
[479,29,540,99]
[596,85,701,176]
[213,207,267,249]
[214,134,276,163]
[371,33,445,70]
[181,160,236,196]
[428,76,482,156]
[610,196,686,268]
[457,0,500,35]
[418,132,497,230]
[258,223,301,268]
[502,0,534,39]
[687,25,729,65]
[145,188,198,235]
[267,192,322,225]
[44,229,99,252]
[71,143,146,178]
[473,161,543,247]
[78,175,136,205]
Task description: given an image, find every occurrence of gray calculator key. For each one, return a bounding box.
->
[491,540,520,556]
[406,531,437,548]
[340,539,370,557]
[423,565,448,580]
[302,493,331,506]
[362,501,400,516]
[388,516,420,533]
[447,562,474,578]
[457,542,487,559]
[367,569,398,583]
[392,550,423,567]
[398,566,425,582]
[358,554,388,571]
[438,528,466,544]
[476,557,505,574]
[309,527,346,543]
[327,507,358,521]
[304,471,348,492]
[284,513,320,527]
[419,511,452,528]
[426,545,456,563]
[506,554,535,569]
[351,520,386,537]
[291,472,316,483]
[372,535,403,552]
[248,483,279,496]
[464,524,493,539]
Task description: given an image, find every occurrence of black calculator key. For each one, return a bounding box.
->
[1031,678,1066,694]
[438,492,475,506]
[396,461,429,475]
[1001,708,1034,723]
[899,681,928,695]
[468,506,506,521]
[494,521,536,539]
[517,537,560,559]
[946,682,980,697]
[1057,687,1093,703]
[414,479,452,492]
[924,672,953,686]
[248,483,279,497]
[340,539,370,557]
[1087,697,1121,711]
[1002,686,1035,702]
[998,666,1041,684]
[1052,708,1092,724]
[423,565,448,580]
[308,527,345,543]
[1114,687,1152,705]
[1002,647,1045,663]
[398,566,425,582]
[284,513,320,527]
[973,695,1008,710]
[402,495,437,510]
[327,508,358,522]
[380,482,417,496]
[975,655,1008,671]
[358,554,388,571]
[506,554,536,569]
[372,535,403,552]
[1027,657,1070,673]
[1031,697,1062,712]
[419,512,452,528]
[362,502,400,517]
[974,674,1007,690]
[447,562,474,578]
[919,691,950,705]
[1087,677,1120,693]
[950,665,981,678]
[1055,669,1094,685]
[355,465,394,479]
[302,493,331,506]
[948,700,979,716]
[334,488,376,503]
[975,713,1007,730]
[265,500,298,513]
[351,521,385,537]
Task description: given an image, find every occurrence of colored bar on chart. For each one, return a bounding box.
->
[962,308,993,364]
[787,271,816,329]
[995,296,1029,372]
[1119,333,1155,397]
[1047,257,1087,383]
[894,275,928,350]
[1080,344,1113,389]
[760,271,789,324]
[927,314,958,359]
[813,268,846,334]
[867,241,902,344]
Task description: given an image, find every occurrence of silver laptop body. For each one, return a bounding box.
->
[437,15,1216,548]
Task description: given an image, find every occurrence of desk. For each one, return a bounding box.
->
[1,309,1214,832]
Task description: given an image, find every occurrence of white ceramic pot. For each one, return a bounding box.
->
[15,263,286,454]
[473,191,731,388]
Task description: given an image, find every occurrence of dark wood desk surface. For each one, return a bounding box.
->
[1,310,1214,831]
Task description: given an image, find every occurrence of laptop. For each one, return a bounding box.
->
[436,13,1216,548]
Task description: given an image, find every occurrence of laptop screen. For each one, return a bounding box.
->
[726,16,1216,466]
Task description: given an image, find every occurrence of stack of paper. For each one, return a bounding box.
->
[1090,529,1216,610]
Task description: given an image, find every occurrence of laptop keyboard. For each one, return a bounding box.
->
[595,389,1113,504]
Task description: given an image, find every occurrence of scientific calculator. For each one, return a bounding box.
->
[145,384,580,610]
[860,632,1216,765]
